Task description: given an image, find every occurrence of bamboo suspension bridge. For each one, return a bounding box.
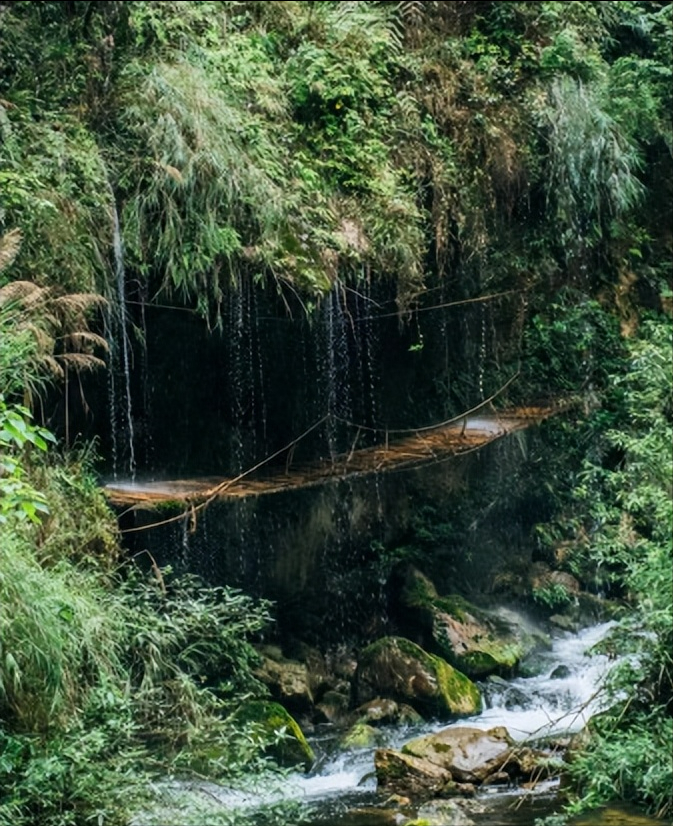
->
[104,399,568,517]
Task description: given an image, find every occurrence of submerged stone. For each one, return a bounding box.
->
[355,636,481,718]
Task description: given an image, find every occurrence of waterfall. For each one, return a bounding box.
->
[108,200,136,479]
[321,283,351,459]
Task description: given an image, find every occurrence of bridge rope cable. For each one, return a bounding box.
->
[116,373,523,535]
[353,289,519,323]
[332,371,520,436]
[118,414,330,533]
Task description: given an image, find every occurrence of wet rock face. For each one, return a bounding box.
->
[375,748,452,798]
[355,636,482,718]
[351,698,423,728]
[254,653,314,713]
[402,726,514,784]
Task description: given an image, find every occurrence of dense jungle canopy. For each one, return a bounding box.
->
[0,2,671,825]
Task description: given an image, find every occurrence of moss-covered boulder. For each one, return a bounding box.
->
[401,567,541,678]
[232,699,315,770]
[355,637,481,718]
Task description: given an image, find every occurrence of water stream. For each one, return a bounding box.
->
[292,621,615,824]
[139,622,617,826]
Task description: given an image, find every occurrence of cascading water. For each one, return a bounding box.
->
[107,201,136,479]
[294,621,616,821]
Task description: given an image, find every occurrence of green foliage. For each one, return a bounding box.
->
[2,0,669,318]
[0,524,276,824]
[531,581,573,611]
[522,291,624,396]
[535,315,672,818]
[566,710,673,820]
[542,77,644,252]
[0,396,54,524]
[0,422,276,825]
[0,111,113,294]
[0,3,671,822]
[30,443,120,564]
[0,529,128,732]
[0,279,108,406]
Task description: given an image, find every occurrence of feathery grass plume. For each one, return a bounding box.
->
[0,280,108,403]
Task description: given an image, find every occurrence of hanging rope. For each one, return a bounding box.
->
[332,371,520,435]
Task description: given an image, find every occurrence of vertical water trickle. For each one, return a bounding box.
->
[357,273,384,522]
[228,272,265,583]
[478,301,487,401]
[108,201,136,479]
[229,271,262,473]
[229,271,246,475]
[251,281,268,451]
[321,283,351,459]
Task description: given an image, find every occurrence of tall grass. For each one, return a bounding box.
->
[0,530,127,731]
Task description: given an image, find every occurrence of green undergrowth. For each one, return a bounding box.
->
[2,1,670,322]
[0,442,293,826]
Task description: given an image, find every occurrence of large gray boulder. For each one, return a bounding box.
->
[402,726,514,784]
[355,636,482,719]
[374,725,554,798]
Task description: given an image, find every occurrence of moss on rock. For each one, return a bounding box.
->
[340,722,385,749]
[356,636,481,718]
[232,699,314,770]
[400,567,541,678]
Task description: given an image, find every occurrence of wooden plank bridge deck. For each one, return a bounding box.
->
[104,406,561,509]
